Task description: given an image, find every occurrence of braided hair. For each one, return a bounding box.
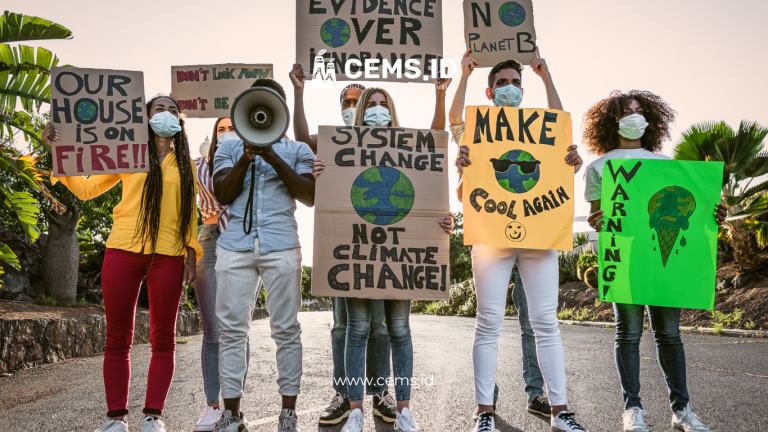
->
[135,95,196,254]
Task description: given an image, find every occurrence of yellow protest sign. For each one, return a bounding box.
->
[462,106,574,250]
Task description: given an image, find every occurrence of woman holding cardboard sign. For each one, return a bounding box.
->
[583,90,726,432]
[43,95,201,432]
[313,87,454,432]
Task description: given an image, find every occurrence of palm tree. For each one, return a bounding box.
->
[0,11,71,286]
[674,120,768,272]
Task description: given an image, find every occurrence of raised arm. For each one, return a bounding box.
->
[530,47,563,111]
[430,77,452,130]
[449,49,478,126]
[290,63,318,152]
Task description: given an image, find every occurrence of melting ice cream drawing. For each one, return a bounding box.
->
[648,186,696,267]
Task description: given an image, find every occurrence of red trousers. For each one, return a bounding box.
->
[101,248,184,418]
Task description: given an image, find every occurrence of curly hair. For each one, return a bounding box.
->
[582,90,676,156]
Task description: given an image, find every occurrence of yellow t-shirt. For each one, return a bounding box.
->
[53,151,202,258]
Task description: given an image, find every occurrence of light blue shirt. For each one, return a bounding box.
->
[213,138,315,254]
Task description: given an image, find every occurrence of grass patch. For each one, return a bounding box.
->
[176,338,190,344]
[557,307,598,322]
[505,305,517,316]
[35,296,57,307]
[594,298,603,308]
[74,299,100,308]
[745,320,757,330]
[711,308,744,329]
[713,323,725,336]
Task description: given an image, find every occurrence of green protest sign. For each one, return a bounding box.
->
[598,159,723,310]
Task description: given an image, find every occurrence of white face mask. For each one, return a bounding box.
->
[364,106,391,127]
[216,132,239,146]
[492,84,523,108]
[618,114,649,140]
[342,108,356,126]
[149,111,181,137]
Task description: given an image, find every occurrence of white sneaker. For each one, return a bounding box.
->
[141,417,167,432]
[95,419,129,432]
[672,403,712,432]
[341,408,364,432]
[279,408,299,431]
[194,406,221,431]
[213,410,249,432]
[552,411,589,432]
[471,412,495,432]
[622,407,649,432]
[395,407,420,432]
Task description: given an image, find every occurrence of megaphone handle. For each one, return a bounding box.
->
[243,160,256,235]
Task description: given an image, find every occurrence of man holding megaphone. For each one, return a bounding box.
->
[210,78,316,432]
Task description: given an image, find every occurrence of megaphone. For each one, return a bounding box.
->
[230,86,289,147]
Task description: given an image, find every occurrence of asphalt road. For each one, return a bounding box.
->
[1,312,767,432]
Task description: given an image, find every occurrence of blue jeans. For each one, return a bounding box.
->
[345,298,412,402]
[331,297,390,398]
[195,225,250,405]
[613,303,689,412]
[511,268,545,398]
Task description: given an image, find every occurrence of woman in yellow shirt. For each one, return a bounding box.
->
[44,95,201,432]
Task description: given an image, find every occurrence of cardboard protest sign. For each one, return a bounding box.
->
[461,106,573,250]
[296,0,444,83]
[463,0,537,67]
[170,64,274,118]
[598,159,723,310]
[50,67,149,177]
[312,126,450,300]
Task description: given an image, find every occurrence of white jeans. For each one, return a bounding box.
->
[471,245,567,406]
[215,238,303,398]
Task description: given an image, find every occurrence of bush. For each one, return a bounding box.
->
[558,244,594,283]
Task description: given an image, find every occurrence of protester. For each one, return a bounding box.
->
[43,95,202,432]
[191,117,253,431]
[289,66,396,426]
[289,64,452,426]
[583,90,727,432]
[312,87,454,432]
[210,78,315,432]
[450,49,589,432]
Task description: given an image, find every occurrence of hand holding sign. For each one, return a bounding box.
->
[461,49,479,79]
[289,63,307,90]
[529,47,549,79]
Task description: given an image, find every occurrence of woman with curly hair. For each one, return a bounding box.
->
[583,90,726,432]
[44,95,202,432]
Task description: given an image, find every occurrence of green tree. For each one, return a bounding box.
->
[0,12,72,285]
[450,212,473,284]
[673,120,768,272]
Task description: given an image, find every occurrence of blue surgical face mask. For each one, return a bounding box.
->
[364,105,391,127]
[149,111,182,137]
[342,108,356,126]
[493,84,523,108]
[216,132,239,146]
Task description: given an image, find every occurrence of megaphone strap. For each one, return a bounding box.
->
[243,160,256,235]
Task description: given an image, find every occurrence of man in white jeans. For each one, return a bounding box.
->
[212,78,316,432]
[449,49,588,432]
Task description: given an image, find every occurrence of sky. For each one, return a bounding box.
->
[18,0,768,265]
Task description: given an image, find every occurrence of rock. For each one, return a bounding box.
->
[733,273,755,289]
[716,277,733,291]
[0,262,31,294]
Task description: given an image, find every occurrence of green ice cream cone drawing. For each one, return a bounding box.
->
[648,186,696,267]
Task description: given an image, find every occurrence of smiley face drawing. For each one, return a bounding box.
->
[505,222,526,242]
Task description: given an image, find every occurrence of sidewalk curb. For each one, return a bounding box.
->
[505,316,767,338]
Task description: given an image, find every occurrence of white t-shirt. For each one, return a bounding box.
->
[584,148,671,201]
